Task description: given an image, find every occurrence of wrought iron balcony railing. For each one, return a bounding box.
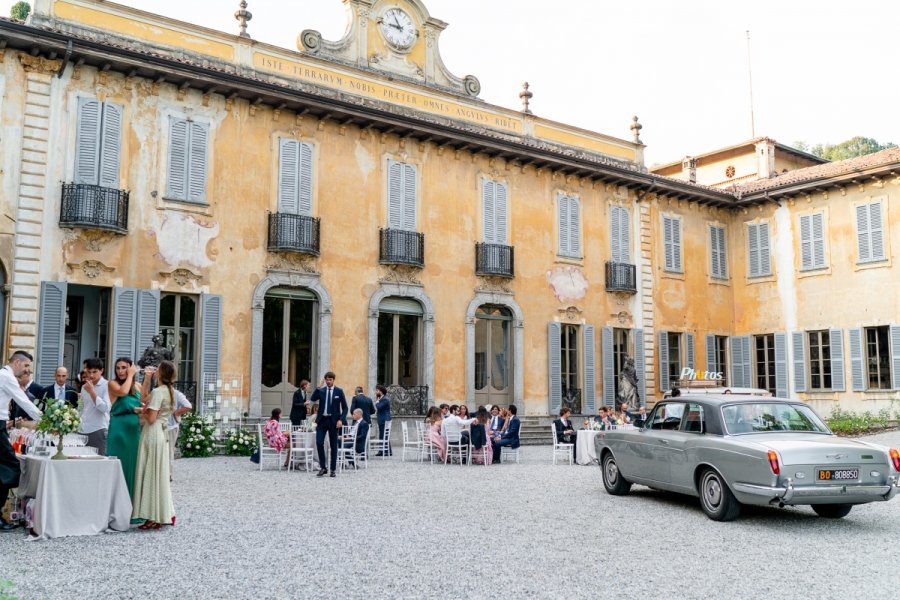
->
[268,212,320,255]
[605,261,637,294]
[174,380,198,406]
[59,183,129,233]
[383,385,429,416]
[561,387,583,415]
[379,228,425,267]
[475,242,514,278]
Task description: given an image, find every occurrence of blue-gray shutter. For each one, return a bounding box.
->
[277,138,299,214]
[830,329,845,392]
[610,206,621,262]
[135,289,160,359]
[482,177,495,244]
[495,181,508,245]
[402,163,417,231]
[870,202,885,261]
[37,281,67,386]
[791,331,806,393]
[569,196,581,257]
[685,333,695,370]
[774,332,787,398]
[387,160,402,229]
[167,117,188,200]
[98,102,122,189]
[601,326,615,408]
[583,325,596,414]
[658,331,669,391]
[730,336,749,388]
[187,121,209,203]
[633,329,645,406]
[548,322,562,414]
[759,223,771,276]
[891,325,900,390]
[111,288,137,363]
[811,212,825,269]
[741,337,752,388]
[799,215,813,271]
[672,218,682,272]
[856,204,870,262]
[298,141,313,215]
[200,293,222,379]
[849,328,864,391]
[74,98,101,185]
[705,334,716,374]
[716,226,728,278]
[663,216,674,271]
[611,206,630,263]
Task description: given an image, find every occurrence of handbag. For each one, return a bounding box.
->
[249,449,260,464]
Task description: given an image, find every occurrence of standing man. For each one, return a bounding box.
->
[10,371,44,424]
[350,386,376,425]
[0,351,42,531]
[311,371,347,478]
[167,388,193,481]
[374,384,392,456]
[289,379,311,427]
[46,367,78,409]
[79,358,111,456]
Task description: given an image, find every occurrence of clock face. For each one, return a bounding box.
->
[380,7,417,49]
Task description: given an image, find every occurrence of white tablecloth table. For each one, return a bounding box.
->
[17,455,133,539]
[575,430,598,465]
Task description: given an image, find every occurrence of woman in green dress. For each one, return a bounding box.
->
[106,357,141,498]
[132,360,175,530]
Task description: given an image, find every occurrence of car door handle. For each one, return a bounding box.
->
[659,439,670,445]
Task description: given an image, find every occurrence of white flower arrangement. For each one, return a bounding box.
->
[178,413,215,458]
[37,400,81,436]
[224,427,255,456]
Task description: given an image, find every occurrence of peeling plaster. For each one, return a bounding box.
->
[355,140,375,184]
[547,266,588,303]
[156,212,219,268]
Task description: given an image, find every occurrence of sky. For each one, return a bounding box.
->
[45,1,900,166]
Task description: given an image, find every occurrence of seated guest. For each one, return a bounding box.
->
[442,408,475,448]
[499,407,511,433]
[491,404,520,464]
[594,406,615,429]
[425,406,446,461]
[342,408,369,467]
[553,407,578,461]
[619,402,633,424]
[263,408,288,464]
[489,405,504,435]
[470,406,493,465]
[439,404,450,419]
[635,405,649,426]
[458,405,470,420]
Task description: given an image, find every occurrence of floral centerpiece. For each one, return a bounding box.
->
[36,400,81,460]
[178,413,215,458]
[301,416,317,432]
[224,428,255,456]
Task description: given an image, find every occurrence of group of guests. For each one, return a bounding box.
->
[0,350,190,532]
[423,403,520,464]
[553,402,650,460]
[264,372,393,476]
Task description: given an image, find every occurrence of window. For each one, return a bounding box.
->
[610,206,630,263]
[278,139,313,214]
[709,224,727,279]
[747,222,771,277]
[649,402,684,430]
[167,117,209,203]
[799,213,826,270]
[663,215,682,272]
[681,403,705,433]
[482,178,508,244]
[160,294,197,383]
[612,328,631,399]
[807,330,832,390]
[667,332,682,388]
[387,160,417,231]
[856,201,885,263]
[754,334,776,395]
[710,335,728,386]
[557,194,581,258]
[865,326,891,389]
[560,324,580,398]
[74,98,122,188]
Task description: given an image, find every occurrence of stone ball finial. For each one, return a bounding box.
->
[235,0,252,38]
[519,82,533,114]
[630,115,643,144]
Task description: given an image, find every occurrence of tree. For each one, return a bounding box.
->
[10,1,29,20]
[792,136,896,161]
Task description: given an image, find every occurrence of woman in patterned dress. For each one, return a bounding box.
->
[132,361,176,530]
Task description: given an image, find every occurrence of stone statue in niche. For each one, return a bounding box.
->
[617,356,641,408]
[136,333,175,369]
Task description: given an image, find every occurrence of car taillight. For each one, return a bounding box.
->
[767,450,780,475]
[889,448,900,472]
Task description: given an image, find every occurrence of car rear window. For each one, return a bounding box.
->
[721,403,829,434]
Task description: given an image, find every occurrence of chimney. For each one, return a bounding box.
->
[755,138,776,178]
[682,156,697,183]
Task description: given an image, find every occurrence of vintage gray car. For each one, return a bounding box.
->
[594,395,900,521]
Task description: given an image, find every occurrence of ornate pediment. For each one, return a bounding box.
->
[66,260,115,279]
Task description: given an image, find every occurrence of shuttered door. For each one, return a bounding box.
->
[602,327,615,408]
[583,325,596,414]
[98,103,122,189]
[634,329,645,406]
[730,336,749,388]
[741,337,752,388]
[135,289,160,359]
[111,288,137,363]
[891,325,900,390]
[495,182,508,245]
[187,122,209,203]
[278,139,300,214]
[37,282,67,385]
[402,163,417,231]
[791,331,807,393]
[848,328,864,391]
[705,334,717,374]
[199,294,223,380]
[774,333,787,397]
[548,322,562,414]
[298,142,313,215]
[658,331,669,391]
[74,98,102,185]
[685,333,695,370]
[830,329,845,391]
[482,178,495,244]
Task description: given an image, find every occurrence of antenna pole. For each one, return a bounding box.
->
[746,30,756,138]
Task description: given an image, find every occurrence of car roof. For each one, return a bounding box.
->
[667,394,796,407]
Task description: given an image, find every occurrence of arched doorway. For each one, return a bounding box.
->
[474,305,512,406]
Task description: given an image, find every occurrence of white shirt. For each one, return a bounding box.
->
[79,376,111,434]
[0,365,41,421]
[442,415,474,440]
[168,390,193,431]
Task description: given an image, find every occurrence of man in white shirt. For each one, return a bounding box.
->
[167,389,192,481]
[442,410,475,446]
[79,358,111,456]
[0,351,42,531]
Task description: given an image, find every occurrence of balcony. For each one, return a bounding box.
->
[267,212,320,255]
[379,228,424,267]
[383,385,429,416]
[561,387,582,415]
[475,242,515,278]
[59,183,129,233]
[605,261,637,294]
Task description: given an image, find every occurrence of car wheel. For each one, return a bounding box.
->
[811,504,853,519]
[698,468,741,521]
[601,452,631,496]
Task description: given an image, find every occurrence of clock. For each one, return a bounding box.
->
[379,7,417,49]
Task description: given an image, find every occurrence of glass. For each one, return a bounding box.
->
[490,318,509,391]
[261,297,285,388]
[722,402,829,434]
[376,312,393,385]
[288,298,314,386]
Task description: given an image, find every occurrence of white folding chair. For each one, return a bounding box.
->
[502,446,521,464]
[355,428,371,470]
[288,428,314,472]
[401,421,424,462]
[338,424,359,472]
[257,423,285,471]
[445,429,469,466]
[551,422,574,466]
[470,442,491,466]
[421,425,439,464]
[370,421,392,459]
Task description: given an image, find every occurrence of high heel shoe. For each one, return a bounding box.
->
[170,516,176,526]
[138,521,157,530]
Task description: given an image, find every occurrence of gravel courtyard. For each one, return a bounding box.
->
[2,431,899,600]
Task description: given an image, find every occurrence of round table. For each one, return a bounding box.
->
[575,430,599,465]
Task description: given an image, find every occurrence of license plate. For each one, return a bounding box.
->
[817,468,859,481]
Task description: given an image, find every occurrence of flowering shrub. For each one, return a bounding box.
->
[178,413,215,458]
[36,400,81,436]
[224,427,255,456]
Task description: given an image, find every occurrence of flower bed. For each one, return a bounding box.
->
[178,413,216,457]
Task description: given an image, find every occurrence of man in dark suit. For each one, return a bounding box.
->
[553,407,577,461]
[374,384,392,456]
[43,366,78,410]
[341,408,370,467]
[349,387,375,425]
[311,371,347,478]
[492,404,520,464]
[10,370,48,423]
[289,379,311,427]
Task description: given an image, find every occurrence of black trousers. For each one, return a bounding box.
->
[315,416,339,472]
[0,424,20,519]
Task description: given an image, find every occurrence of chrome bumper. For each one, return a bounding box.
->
[733,475,898,503]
